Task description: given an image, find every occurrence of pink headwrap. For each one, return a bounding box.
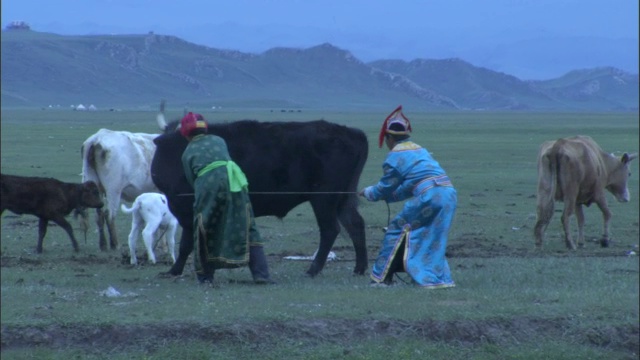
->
[180,112,207,138]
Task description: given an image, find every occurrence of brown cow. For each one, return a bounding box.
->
[533,136,637,249]
[1,173,104,253]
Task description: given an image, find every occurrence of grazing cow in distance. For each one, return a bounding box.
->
[81,129,159,251]
[151,110,369,278]
[121,192,178,265]
[0,173,104,253]
[533,135,637,249]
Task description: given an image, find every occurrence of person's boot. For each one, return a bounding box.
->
[249,246,275,284]
[197,264,215,285]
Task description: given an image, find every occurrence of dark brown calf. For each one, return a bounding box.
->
[1,173,104,253]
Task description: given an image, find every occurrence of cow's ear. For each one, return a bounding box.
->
[622,153,638,164]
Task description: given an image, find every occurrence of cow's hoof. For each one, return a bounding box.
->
[600,238,610,248]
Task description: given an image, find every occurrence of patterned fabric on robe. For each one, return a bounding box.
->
[363,140,457,288]
[182,134,263,273]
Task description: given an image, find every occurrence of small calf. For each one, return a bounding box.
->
[0,173,104,253]
[121,192,178,265]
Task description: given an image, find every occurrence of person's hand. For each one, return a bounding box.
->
[358,189,365,197]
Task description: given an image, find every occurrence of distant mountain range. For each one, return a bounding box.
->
[1,29,638,111]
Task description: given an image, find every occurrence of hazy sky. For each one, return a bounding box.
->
[2,0,637,37]
[2,0,638,78]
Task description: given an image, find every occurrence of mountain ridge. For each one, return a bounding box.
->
[1,30,637,111]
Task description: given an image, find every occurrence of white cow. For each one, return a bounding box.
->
[81,129,159,250]
[121,193,178,265]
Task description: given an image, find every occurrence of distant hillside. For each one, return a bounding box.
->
[529,67,639,111]
[1,30,638,111]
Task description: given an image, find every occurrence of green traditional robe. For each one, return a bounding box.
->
[181,134,263,274]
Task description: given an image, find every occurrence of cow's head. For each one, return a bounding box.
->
[607,152,638,202]
[81,181,105,208]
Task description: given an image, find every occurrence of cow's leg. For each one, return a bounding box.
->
[142,221,160,264]
[167,226,193,276]
[96,208,108,251]
[36,218,49,253]
[307,200,340,277]
[106,210,119,250]
[51,215,80,252]
[594,197,612,248]
[560,202,576,250]
[533,219,550,249]
[575,204,586,248]
[338,203,367,275]
[127,217,142,265]
[165,223,178,264]
[104,190,122,250]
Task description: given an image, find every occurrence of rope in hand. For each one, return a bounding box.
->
[178,190,409,283]
[177,191,358,196]
[152,226,170,252]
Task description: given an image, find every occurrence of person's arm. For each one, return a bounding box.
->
[361,164,404,202]
[388,181,413,202]
[181,146,196,188]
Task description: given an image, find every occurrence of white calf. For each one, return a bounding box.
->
[120,193,178,265]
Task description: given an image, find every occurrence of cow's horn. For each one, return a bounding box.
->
[159,99,166,114]
[156,112,167,130]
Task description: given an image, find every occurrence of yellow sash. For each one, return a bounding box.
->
[197,160,248,192]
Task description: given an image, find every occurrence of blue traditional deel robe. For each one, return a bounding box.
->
[181,134,263,274]
[363,140,457,288]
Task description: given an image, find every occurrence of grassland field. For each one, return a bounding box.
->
[1,108,638,359]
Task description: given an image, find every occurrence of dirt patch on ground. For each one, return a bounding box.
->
[446,235,636,258]
[1,317,638,356]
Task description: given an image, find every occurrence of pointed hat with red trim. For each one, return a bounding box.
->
[378,105,412,147]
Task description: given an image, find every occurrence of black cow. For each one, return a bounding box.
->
[1,173,104,253]
[151,117,369,277]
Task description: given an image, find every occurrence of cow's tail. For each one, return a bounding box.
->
[81,140,105,191]
[534,142,559,245]
[157,99,168,131]
[80,139,104,239]
[536,153,556,219]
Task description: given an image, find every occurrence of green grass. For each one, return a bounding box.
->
[1,109,639,358]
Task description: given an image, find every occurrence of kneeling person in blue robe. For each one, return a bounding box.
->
[359,106,457,288]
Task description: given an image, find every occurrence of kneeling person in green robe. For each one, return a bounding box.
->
[180,112,273,284]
